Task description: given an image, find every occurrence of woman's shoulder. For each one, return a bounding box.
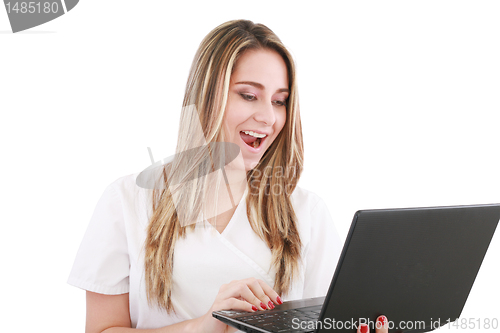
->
[290,186,334,232]
[103,172,148,197]
[290,186,339,255]
[97,172,152,210]
[290,185,326,212]
[106,172,141,190]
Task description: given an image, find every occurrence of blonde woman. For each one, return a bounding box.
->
[68,20,373,333]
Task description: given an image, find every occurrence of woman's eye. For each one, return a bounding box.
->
[273,100,287,107]
[240,93,256,101]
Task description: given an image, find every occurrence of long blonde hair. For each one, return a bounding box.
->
[144,19,304,312]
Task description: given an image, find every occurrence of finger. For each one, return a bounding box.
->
[375,315,388,333]
[357,323,369,333]
[215,297,259,313]
[219,281,268,311]
[246,279,277,310]
[256,279,282,306]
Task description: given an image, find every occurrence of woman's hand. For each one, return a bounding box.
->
[358,315,388,333]
[195,278,282,333]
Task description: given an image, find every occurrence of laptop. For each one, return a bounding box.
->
[213,204,500,333]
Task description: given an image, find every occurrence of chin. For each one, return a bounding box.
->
[245,162,258,172]
[243,158,260,172]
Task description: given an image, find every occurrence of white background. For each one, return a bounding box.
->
[1,1,499,331]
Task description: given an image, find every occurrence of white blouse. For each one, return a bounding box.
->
[68,173,342,329]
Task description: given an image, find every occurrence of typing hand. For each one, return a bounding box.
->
[198,277,282,333]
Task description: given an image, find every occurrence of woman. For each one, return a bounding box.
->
[68,20,387,333]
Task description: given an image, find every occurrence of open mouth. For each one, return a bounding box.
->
[240,131,266,149]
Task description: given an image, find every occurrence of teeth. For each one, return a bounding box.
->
[242,130,267,138]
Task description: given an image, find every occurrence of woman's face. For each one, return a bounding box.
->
[223,49,289,171]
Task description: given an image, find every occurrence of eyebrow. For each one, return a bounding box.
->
[235,81,289,94]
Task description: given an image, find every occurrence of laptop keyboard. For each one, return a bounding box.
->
[235,305,322,333]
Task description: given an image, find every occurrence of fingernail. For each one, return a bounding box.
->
[260,302,267,310]
[377,315,387,326]
[252,305,258,311]
[276,296,283,305]
[359,324,368,333]
[268,301,274,309]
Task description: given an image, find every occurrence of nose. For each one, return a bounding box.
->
[253,101,276,126]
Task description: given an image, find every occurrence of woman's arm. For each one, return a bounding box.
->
[86,278,279,333]
[85,291,201,333]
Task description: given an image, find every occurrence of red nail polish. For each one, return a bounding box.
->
[251,305,258,311]
[260,302,267,310]
[276,296,283,305]
[377,315,387,326]
[268,301,274,309]
[359,324,368,333]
